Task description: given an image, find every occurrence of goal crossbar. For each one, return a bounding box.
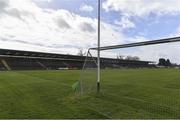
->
[90,36,180,51]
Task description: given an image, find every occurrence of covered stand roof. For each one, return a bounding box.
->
[0,48,153,64]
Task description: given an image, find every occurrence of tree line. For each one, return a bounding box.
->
[158,58,172,67]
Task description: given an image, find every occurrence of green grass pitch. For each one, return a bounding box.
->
[0,69,180,119]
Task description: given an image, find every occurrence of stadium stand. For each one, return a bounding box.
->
[0,48,155,70]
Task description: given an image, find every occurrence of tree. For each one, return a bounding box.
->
[117,53,124,60]
[77,49,86,56]
[158,58,166,66]
[125,56,133,60]
[133,56,140,61]
[166,59,171,66]
[158,58,172,66]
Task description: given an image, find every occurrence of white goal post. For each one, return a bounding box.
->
[91,36,180,92]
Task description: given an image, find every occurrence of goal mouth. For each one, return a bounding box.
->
[78,36,180,94]
[77,36,180,118]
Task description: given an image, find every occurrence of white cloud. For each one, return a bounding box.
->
[0,0,124,55]
[132,43,180,64]
[33,0,52,3]
[132,38,180,64]
[80,4,94,12]
[101,0,180,64]
[1,0,180,64]
[168,26,180,38]
[103,0,180,17]
[114,17,135,29]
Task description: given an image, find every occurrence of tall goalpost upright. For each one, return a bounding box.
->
[97,0,101,92]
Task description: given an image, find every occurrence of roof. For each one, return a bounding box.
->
[0,48,154,63]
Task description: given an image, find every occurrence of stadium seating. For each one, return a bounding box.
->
[0,49,155,70]
[5,58,43,70]
[2,58,84,70]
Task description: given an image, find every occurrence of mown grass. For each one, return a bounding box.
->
[0,69,180,119]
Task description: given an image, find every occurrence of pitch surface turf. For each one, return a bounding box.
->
[0,69,180,119]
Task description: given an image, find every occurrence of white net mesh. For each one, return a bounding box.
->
[78,43,180,118]
[78,49,98,94]
[103,44,180,119]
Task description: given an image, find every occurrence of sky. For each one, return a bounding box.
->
[1,0,180,63]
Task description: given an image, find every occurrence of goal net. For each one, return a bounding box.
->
[76,49,98,94]
[77,37,180,118]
